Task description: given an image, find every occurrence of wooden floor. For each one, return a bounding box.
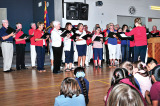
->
[0,63,116,106]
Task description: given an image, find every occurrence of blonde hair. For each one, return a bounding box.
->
[107,83,144,106]
[109,23,114,29]
[134,18,142,24]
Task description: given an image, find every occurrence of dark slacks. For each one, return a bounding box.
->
[105,44,110,64]
[65,42,74,64]
[121,45,130,62]
[35,46,45,70]
[129,47,134,62]
[134,45,147,63]
[52,44,63,73]
[16,44,25,69]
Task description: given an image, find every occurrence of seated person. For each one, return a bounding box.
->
[146,57,158,71]
[104,68,146,106]
[107,83,144,106]
[54,77,86,106]
[121,61,142,92]
[74,67,89,105]
[150,65,160,106]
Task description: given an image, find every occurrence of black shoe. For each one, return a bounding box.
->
[10,69,15,71]
[3,70,12,72]
[95,66,98,68]
[21,67,28,70]
[53,70,63,74]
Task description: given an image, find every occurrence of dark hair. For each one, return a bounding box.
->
[74,67,88,104]
[146,57,158,65]
[151,65,160,81]
[60,77,81,98]
[121,61,133,74]
[133,61,149,77]
[111,68,139,90]
[77,23,83,30]
[122,24,128,32]
[65,22,72,30]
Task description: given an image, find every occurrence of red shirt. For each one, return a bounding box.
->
[103,29,108,45]
[15,30,26,44]
[151,30,160,36]
[150,82,160,106]
[34,29,47,47]
[130,41,135,47]
[125,26,147,46]
[29,29,36,45]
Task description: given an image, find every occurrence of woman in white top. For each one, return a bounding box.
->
[63,22,74,71]
[75,23,87,67]
[51,21,63,74]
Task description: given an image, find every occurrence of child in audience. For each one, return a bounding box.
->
[54,77,86,106]
[104,68,147,106]
[107,83,144,106]
[146,57,158,71]
[133,61,152,98]
[74,67,89,105]
[150,65,160,106]
[121,61,142,92]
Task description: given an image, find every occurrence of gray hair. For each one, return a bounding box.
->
[2,19,8,23]
[53,21,60,27]
[30,23,36,27]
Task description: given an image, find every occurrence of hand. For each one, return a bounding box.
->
[76,36,79,39]
[87,37,90,40]
[32,32,34,35]
[67,34,70,38]
[24,37,27,40]
[113,34,116,38]
[10,32,15,37]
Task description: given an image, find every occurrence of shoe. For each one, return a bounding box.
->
[109,64,112,68]
[10,69,15,71]
[65,69,70,72]
[3,70,12,72]
[99,66,102,68]
[21,67,28,70]
[17,68,21,70]
[32,66,36,69]
[53,70,63,74]
[95,66,98,68]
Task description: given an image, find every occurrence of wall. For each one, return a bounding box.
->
[0,8,7,28]
[33,0,55,24]
[148,18,160,31]
[59,0,160,32]
[0,0,33,34]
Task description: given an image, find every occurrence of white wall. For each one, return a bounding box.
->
[148,18,160,31]
[55,0,160,32]
[0,8,7,27]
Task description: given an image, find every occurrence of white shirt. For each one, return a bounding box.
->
[76,30,86,45]
[51,28,62,47]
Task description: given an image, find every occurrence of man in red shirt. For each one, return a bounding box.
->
[29,23,36,68]
[150,25,160,37]
[15,23,27,70]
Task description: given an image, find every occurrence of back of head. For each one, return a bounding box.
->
[111,68,129,86]
[134,18,142,25]
[107,83,144,106]
[74,67,85,78]
[60,77,81,98]
[146,57,158,65]
[121,61,133,74]
[150,65,160,81]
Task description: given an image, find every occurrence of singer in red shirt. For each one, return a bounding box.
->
[34,22,49,72]
[125,18,147,62]
[15,23,27,70]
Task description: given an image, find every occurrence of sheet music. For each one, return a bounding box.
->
[120,33,131,37]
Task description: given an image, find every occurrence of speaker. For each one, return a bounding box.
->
[66,3,79,20]
[78,3,89,20]
[96,1,103,6]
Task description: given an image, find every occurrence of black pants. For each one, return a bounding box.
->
[129,47,134,62]
[52,45,63,73]
[105,44,110,64]
[16,44,25,69]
